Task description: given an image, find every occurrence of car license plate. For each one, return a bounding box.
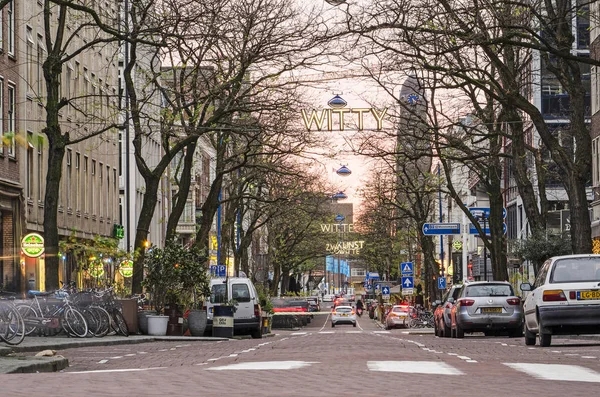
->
[481,307,502,313]
[577,290,600,300]
[341,313,347,316]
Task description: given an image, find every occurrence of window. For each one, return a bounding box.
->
[65,64,72,116]
[0,3,3,50]
[37,137,44,201]
[83,68,89,113]
[7,84,15,157]
[118,131,123,176]
[26,27,34,88]
[83,156,88,213]
[76,153,80,210]
[106,165,111,219]
[210,284,226,304]
[113,168,117,219]
[351,268,366,277]
[91,159,96,215]
[231,284,251,302]
[66,150,72,209]
[27,132,34,198]
[37,36,44,96]
[99,162,103,218]
[8,1,15,55]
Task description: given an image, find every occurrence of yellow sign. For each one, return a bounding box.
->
[22,233,45,257]
[119,260,133,278]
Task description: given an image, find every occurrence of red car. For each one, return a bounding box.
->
[433,284,463,338]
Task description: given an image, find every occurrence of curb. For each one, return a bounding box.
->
[0,356,69,374]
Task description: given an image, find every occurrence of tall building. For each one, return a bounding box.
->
[0,1,22,291]
[17,2,121,291]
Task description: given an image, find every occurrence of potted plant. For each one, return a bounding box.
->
[180,247,211,336]
[141,242,183,336]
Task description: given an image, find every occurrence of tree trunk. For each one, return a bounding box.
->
[165,140,197,242]
[131,176,160,294]
[42,127,67,291]
[419,233,440,303]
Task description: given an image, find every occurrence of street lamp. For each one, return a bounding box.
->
[325,0,347,5]
[332,191,348,200]
[476,215,489,281]
[336,165,352,177]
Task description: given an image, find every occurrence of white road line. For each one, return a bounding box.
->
[345,331,362,334]
[138,352,148,354]
[372,331,390,334]
[206,361,319,371]
[551,351,562,353]
[291,332,307,336]
[125,354,136,357]
[229,354,238,357]
[457,356,471,360]
[67,367,166,374]
[207,358,221,362]
[319,331,335,334]
[564,354,579,356]
[466,360,478,363]
[280,338,289,341]
[447,353,458,356]
[505,363,600,383]
[581,356,597,359]
[158,349,168,352]
[97,360,108,364]
[319,312,332,332]
[368,361,463,375]
[110,356,123,359]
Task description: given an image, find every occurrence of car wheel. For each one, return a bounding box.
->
[353,322,357,328]
[331,322,335,328]
[434,321,439,337]
[456,323,465,339]
[524,323,536,345]
[443,320,451,338]
[538,323,551,347]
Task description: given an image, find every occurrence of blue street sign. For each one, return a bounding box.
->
[382,286,390,295]
[210,265,217,276]
[401,276,414,289]
[469,223,507,235]
[401,262,414,275]
[375,283,381,292]
[469,207,507,219]
[438,277,447,289]
[218,264,226,277]
[422,223,461,235]
[363,281,369,288]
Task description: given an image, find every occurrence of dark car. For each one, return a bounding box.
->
[307,297,321,312]
[433,284,463,338]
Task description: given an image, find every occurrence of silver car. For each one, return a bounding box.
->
[331,305,357,327]
[451,281,523,338]
[385,305,410,329]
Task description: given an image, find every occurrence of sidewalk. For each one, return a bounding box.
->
[0,334,229,374]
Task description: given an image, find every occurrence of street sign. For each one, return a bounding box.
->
[422,223,461,235]
[375,283,381,293]
[218,264,226,277]
[452,240,462,251]
[401,276,414,289]
[363,281,369,288]
[401,262,414,275]
[382,286,390,299]
[403,288,414,295]
[469,223,507,235]
[469,207,507,219]
[210,265,217,276]
[438,277,447,289]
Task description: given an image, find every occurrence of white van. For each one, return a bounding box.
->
[206,277,262,338]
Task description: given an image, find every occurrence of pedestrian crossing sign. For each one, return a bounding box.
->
[401,262,414,275]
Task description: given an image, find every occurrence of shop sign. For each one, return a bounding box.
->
[22,233,45,257]
[88,259,105,278]
[119,260,133,278]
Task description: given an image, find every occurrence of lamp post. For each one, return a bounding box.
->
[476,214,489,281]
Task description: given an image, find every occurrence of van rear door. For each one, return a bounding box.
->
[231,282,253,319]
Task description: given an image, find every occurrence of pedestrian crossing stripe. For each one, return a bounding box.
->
[206,361,319,371]
[504,363,600,383]
[368,361,463,375]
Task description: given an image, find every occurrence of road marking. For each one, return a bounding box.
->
[564,354,579,356]
[138,352,148,354]
[447,353,458,356]
[551,351,562,353]
[97,360,108,364]
[207,358,221,361]
[125,354,136,357]
[206,361,319,371]
[345,331,362,334]
[581,356,597,359]
[280,338,289,341]
[291,332,307,335]
[229,354,238,357]
[318,331,335,334]
[505,363,600,382]
[68,367,166,374]
[457,356,471,360]
[372,331,390,334]
[110,356,123,359]
[368,361,463,375]
[466,360,478,363]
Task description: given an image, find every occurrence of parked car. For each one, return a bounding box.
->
[322,294,335,302]
[331,305,357,327]
[307,297,321,312]
[385,305,410,329]
[433,284,463,338]
[450,281,523,338]
[521,254,600,347]
[206,277,262,338]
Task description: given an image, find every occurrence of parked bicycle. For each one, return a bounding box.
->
[0,287,25,345]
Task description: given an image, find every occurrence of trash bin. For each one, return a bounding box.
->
[262,316,270,335]
[117,299,138,334]
[212,305,234,338]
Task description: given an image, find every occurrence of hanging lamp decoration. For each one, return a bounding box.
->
[334,214,345,222]
[325,0,347,6]
[332,191,348,200]
[336,165,352,177]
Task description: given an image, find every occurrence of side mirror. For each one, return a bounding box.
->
[520,283,533,292]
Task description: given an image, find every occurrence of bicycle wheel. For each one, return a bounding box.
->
[62,308,88,338]
[2,306,25,345]
[79,307,100,337]
[15,305,39,336]
[111,309,129,337]
[89,306,111,337]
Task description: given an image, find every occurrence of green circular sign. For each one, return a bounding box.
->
[88,260,105,278]
[119,260,133,278]
[22,233,45,257]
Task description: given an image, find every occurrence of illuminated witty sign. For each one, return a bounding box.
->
[321,223,354,233]
[301,95,388,131]
[326,240,365,255]
[22,233,45,257]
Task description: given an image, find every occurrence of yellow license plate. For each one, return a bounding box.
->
[481,307,502,313]
[341,313,347,316]
[578,290,600,300]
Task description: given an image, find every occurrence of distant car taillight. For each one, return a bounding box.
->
[543,290,567,302]
[254,304,260,317]
[506,298,520,305]
[459,299,475,307]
